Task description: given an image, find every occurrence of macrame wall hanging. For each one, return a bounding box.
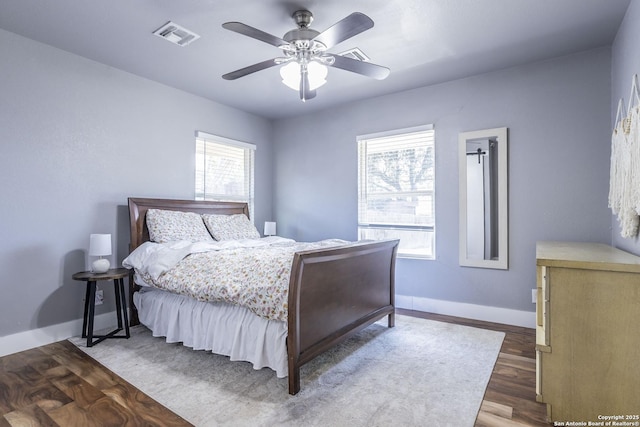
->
[609,74,640,238]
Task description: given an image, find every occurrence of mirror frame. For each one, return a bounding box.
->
[458,127,508,269]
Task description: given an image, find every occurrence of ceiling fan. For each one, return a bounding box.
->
[222,10,390,102]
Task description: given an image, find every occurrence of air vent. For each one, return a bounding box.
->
[153,21,200,47]
[338,47,370,62]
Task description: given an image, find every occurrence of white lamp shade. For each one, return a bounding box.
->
[89,234,112,256]
[264,221,277,236]
[280,61,328,91]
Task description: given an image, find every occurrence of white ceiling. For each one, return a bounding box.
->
[0,0,631,120]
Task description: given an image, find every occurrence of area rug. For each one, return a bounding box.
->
[70,315,504,427]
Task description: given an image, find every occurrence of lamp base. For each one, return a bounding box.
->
[92,258,110,273]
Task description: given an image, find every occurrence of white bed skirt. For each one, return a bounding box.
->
[133,287,288,377]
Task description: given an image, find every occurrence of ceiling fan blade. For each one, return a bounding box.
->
[222,58,280,80]
[222,22,288,48]
[328,55,390,80]
[300,71,316,102]
[313,12,374,49]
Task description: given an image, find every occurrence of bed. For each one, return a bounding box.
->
[126,197,399,395]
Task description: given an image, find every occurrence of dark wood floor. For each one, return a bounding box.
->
[0,340,192,426]
[1,311,550,426]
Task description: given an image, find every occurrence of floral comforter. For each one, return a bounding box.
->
[123,237,348,322]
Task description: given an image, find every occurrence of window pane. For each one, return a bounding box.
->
[361,193,434,226]
[366,146,434,194]
[358,125,435,258]
[195,136,255,219]
[359,227,434,258]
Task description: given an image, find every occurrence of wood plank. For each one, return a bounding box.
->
[3,403,58,427]
[476,410,532,427]
[46,401,98,427]
[480,400,513,418]
[0,339,193,427]
[0,415,11,427]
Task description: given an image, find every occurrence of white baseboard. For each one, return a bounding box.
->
[396,295,536,329]
[0,311,119,357]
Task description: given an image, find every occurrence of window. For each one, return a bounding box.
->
[357,125,435,258]
[195,131,256,219]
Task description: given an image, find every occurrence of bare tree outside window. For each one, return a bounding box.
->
[358,126,435,258]
[195,132,256,220]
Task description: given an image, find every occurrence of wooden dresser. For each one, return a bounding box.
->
[536,241,640,423]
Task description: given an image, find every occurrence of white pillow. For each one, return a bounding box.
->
[146,209,213,243]
[202,214,261,241]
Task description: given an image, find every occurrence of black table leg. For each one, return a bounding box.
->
[113,278,123,330]
[86,281,97,347]
[118,278,130,338]
[81,282,91,338]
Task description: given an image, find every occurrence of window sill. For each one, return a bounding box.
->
[397,254,435,260]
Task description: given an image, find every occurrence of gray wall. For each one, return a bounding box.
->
[0,10,624,340]
[0,29,273,337]
[273,47,612,314]
[612,0,640,253]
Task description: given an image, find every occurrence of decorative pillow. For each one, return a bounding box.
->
[202,213,261,241]
[146,209,214,243]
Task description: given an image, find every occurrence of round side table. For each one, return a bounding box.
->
[72,267,131,347]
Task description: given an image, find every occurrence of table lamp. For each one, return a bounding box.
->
[89,234,112,273]
[264,221,276,237]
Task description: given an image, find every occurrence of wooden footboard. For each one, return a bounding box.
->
[287,239,399,395]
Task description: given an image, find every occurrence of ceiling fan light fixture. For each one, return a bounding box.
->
[280,61,328,91]
[222,10,389,100]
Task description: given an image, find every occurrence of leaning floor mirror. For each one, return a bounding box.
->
[459,127,508,269]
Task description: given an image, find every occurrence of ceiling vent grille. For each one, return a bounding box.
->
[153,21,200,47]
[338,47,370,62]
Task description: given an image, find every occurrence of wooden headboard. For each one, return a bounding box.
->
[127,197,250,251]
[126,197,250,324]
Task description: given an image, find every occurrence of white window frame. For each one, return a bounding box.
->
[195,131,256,220]
[357,124,435,259]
